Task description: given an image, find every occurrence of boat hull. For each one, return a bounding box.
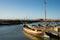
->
[45,32,60,39]
[23,27,44,35]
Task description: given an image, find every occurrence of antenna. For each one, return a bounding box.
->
[44,0,46,20]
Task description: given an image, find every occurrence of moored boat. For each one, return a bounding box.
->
[45,26,60,39]
[45,31,60,39]
[23,24,44,35]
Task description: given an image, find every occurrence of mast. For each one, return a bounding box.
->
[44,0,46,20]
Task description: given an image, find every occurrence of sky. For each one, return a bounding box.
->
[0,0,60,19]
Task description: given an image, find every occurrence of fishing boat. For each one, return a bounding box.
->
[45,26,60,39]
[23,24,44,35]
[45,31,60,39]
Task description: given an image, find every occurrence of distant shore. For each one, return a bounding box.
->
[0,20,21,25]
[0,19,60,25]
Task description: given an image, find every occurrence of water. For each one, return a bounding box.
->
[0,22,60,40]
[0,25,27,40]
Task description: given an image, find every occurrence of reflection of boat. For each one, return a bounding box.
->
[23,24,44,35]
[23,31,44,40]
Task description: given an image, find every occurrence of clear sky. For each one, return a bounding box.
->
[0,0,60,19]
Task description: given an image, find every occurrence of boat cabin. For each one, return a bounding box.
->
[53,26,60,32]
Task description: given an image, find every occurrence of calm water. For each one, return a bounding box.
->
[0,22,60,40]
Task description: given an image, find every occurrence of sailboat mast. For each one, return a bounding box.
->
[44,0,46,20]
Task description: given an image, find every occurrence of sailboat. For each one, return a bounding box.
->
[23,0,47,35]
[44,0,60,39]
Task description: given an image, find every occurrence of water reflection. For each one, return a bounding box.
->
[23,31,60,40]
[23,31,44,40]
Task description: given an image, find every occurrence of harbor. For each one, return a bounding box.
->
[0,22,60,40]
[0,0,60,40]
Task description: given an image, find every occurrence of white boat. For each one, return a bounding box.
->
[23,24,44,35]
[45,26,60,39]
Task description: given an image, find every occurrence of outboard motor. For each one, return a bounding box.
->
[23,24,28,28]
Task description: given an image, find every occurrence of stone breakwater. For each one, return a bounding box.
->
[0,19,60,25]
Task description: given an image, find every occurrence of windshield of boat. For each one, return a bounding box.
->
[25,22,60,28]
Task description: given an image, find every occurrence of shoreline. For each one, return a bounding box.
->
[0,19,60,25]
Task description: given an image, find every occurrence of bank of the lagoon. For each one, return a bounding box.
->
[0,22,60,40]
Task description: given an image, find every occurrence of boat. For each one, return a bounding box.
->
[45,31,60,39]
[45,26,60,39]
[23,24,44,35]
